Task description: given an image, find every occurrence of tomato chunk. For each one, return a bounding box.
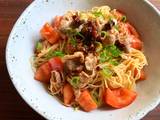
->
[34,57,63,83]
[34,62,52,83]
[40,23,60,44]
[105,88,137,108]
[134,69,146,81]
[52,16,62,28]
[63,83,74,106]
[139,70,146,80]
[126,23,139,38]
[130,35,142,50]
[48,57,63,71]
[77,90,97,112]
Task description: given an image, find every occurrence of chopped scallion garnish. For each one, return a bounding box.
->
[45,49,65,59]
[95,42,103,52]
[105,45,122,57]
[69,37,77,47]
[52,50,65,57]
[92,11,104,18]
[100,67,113,78]
[91,91,101,106]
[36,41,43,52]
[114,24,119,31]
[99,45,122,63]
[101,31,109,39]
[75,32,84,39]
[121,15,127,22]
[109,59,119,66]
[100,50,112,63]
[70,76,80,88]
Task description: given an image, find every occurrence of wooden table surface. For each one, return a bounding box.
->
[0,0,160,120]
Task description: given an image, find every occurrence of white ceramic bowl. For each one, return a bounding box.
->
[6,0,160,120]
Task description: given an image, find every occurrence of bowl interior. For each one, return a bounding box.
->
[6,0,160,120]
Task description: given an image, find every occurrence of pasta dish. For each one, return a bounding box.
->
[32,6,148,111]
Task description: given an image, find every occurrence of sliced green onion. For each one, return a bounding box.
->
[95,42,103,52]
[64,28,77,35]
[109,59,119,66]
[99,52,106,63]
[70,76,80,88]
[36,41,43,52]
[45,49,65,59]
[69,37,77,47]
[45,49,54,59]
[104,45,122,57]
[91,91,101,106]
[101,31,109,39]
[92,11,104,18]
[75,32,84,39]
[114,24,119,31]
[110,46,121,57]
[108,16,114,21]
[99,45,121,63]
[121,15,127,22]
[99,51,112,63]
[52,50,65,57]
[100,67,113,78]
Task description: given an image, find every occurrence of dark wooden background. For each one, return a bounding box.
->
[0,0,160,120]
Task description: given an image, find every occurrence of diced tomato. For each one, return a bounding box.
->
[134,69,146,81]
[130,35,142,50]
[134,68,138,76]
[124,22,142,50]
[126,23,139,38]
[139,70,146,80]
[63,83,74,106]
[105,88,137,108]
[34,57,63,83]
[48,57,63,71]
[34,62,52,83]
[52,16,62,28]
[116,10,125,15]
[40,23,60,44]
[77,90,97,112]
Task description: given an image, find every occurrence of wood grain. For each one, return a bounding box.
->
[0,0,159,120]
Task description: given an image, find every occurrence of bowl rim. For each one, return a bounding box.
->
[5,0,160,120]
[5,0,48,119]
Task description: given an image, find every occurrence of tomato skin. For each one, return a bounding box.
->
[126,23,139,38]
[124,23,142,50]
[40,23,60,44]
[77,90,97,112]
[134,69,146,81]
[34,62,52,83]
[105,88,137,108]
[34,57,63,83]
[139,70,146,80]
[52,16,62,28]
[63,83,74,106]
[130,35,142,50]
[48,57,63,71]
